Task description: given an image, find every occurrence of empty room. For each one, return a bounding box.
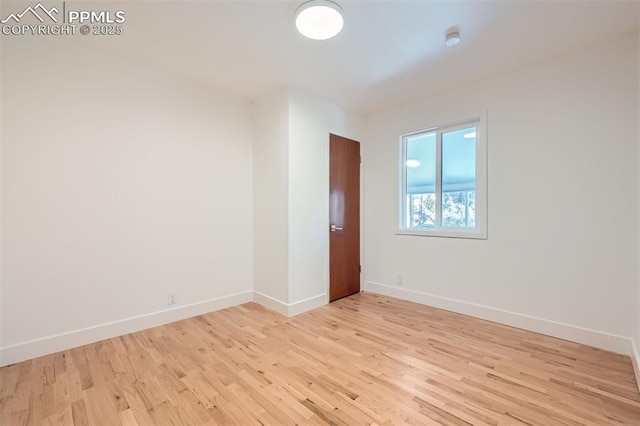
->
[1,0,639,424]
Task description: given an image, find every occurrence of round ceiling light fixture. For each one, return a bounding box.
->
[295,0,344,40]
[406,159,421,168]
[445,30,461,46]
[463,131,476,139]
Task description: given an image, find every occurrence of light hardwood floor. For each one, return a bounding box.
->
[1,292,639,425]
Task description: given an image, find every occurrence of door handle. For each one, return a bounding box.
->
[330,224,343,232]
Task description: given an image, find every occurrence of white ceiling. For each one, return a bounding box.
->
[79,0,638,114]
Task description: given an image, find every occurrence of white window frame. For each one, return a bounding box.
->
[397,113,487,239]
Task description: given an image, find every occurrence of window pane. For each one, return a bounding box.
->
[442,127,476,228]
[442,191,465,227]
[468,190,475,228]
[405,133,435,229]
[408,193,435,228]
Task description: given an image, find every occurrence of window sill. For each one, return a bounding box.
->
[396,228,487,240]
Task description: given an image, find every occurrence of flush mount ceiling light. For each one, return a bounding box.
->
[445,30,461,46]
[295,0,344,40]
[406,159,421,168]
[463,131,476,139]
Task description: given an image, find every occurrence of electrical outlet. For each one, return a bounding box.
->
[397,274,403,286]
[167,292,177,306]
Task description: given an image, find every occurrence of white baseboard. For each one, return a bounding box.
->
[252,291,327,317]
[252,291,289,316]
[288,293,327,316]
[365,281,635,356]
[0,291,253,367]
[5,282,634,388]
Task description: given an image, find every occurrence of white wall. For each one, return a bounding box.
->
[1,37,254,365]
[364,35,639,353]
[252,89,290,304]
[288,87,362,306]
[636,29,640,384]
[252,87,362,314]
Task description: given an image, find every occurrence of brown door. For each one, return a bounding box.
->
[329,134,360,302]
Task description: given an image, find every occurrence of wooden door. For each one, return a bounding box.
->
[329,134,360,302]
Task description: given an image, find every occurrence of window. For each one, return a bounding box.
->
[399,116,486,239]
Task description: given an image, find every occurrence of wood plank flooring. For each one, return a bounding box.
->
[1,292,639,425]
